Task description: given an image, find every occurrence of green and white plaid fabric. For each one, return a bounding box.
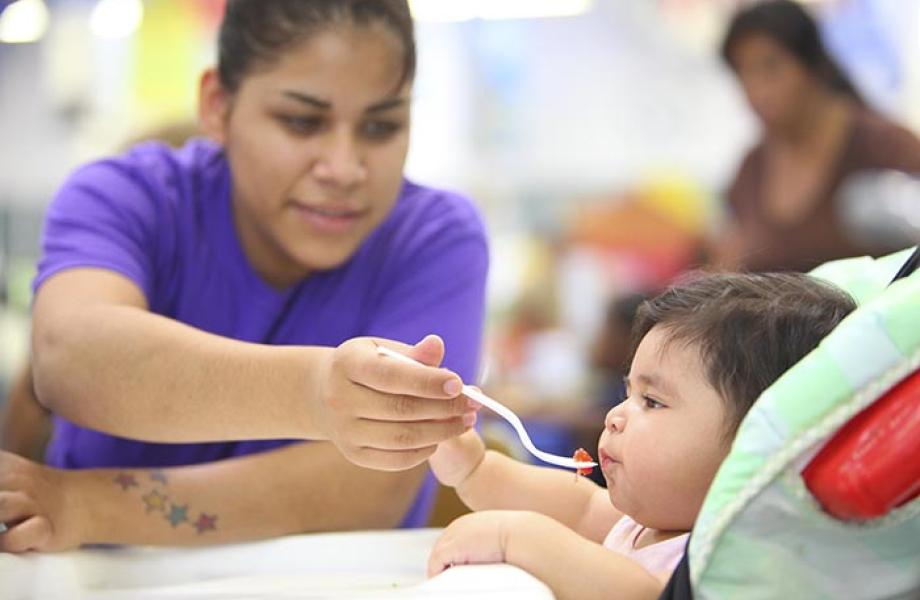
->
[690,248,920,600]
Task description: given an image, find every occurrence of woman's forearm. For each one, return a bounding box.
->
[30,269,472,472]
[67,442,426,547]
[33,302,323,443]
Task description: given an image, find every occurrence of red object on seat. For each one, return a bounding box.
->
[803,369,920,520]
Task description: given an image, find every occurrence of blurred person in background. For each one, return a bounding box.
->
[0,0,488,553]
[714,0,920,273]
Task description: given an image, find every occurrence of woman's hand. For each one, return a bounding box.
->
[428,428,486,488]
[0,451,83,552]
[428,510,529,577]
[312,334,478,471]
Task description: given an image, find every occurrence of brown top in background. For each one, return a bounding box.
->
[727,108,920,272]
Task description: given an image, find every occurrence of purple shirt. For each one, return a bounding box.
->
[34,139,489,527]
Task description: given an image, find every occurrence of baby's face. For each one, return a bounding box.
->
[598,325,732,532]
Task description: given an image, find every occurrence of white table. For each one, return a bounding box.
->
[0,529,554,599]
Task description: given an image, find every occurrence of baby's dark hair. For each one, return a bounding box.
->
[629,272,856,438]
[218,0,416,93]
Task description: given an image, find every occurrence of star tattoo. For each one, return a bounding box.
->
[149,471,168,485]
[166,503,189,528]
[113,473,139,491]
[141,489,168,513]
[193,513,218,534]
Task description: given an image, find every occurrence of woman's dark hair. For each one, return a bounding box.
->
[629,272,856,438]
[721,0,862,104]
[218,0,416,93]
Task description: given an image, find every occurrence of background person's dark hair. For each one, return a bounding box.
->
[218,0,416,94]
[628,272,856,438]
[721,0,863,105]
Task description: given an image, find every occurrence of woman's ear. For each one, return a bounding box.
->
[198,68,231,145]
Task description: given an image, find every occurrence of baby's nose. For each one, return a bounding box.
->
[605,406,626,432]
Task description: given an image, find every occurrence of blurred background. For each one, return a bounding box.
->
[1,0,919,481]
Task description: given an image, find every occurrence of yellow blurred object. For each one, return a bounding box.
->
[133,0,200,131]
[636,172,709,236]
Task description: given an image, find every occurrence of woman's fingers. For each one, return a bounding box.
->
[0,492,52,553]
[0,490,34,524]
[361,355,462,399]
[349,388,474,422]
[322,337,480,470]
[346,446,437,472]
[344,338,464,400]
[0,515,53,553]
[353,415,474,452]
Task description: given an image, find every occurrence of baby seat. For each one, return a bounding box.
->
[662,247,920,600]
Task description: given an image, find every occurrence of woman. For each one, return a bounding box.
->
[0,0,487,552]
[715,0,920,272]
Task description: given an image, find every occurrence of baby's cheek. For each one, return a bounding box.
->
[641,446,697,496]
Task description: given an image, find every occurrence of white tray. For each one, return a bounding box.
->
[0,528,554,599]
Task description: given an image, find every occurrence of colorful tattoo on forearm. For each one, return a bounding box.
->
[112,470,218,535]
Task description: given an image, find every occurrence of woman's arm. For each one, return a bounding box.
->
[428,511,663,600]
[0,442,426,552]
[0,364,51,460]
[31,269,471,470]
[430,430,620,541]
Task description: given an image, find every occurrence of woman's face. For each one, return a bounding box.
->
[200,23,411,287]
[730,33,814,130]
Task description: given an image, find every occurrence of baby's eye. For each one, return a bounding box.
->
[643,396,665,409]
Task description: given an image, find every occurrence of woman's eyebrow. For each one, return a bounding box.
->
[278,91,409,114]
[281,90,330,110]
[365,97,410,114]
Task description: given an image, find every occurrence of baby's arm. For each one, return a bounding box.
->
[429,510,664,600]
[429,430,620,540]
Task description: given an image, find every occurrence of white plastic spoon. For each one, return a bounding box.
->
[376,346,597,471]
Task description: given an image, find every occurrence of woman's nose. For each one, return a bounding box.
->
[313,129,367,187]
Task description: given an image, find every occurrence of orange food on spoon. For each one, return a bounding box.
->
[573,448,594,476]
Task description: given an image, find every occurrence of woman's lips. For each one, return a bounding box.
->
[290,203,366,234]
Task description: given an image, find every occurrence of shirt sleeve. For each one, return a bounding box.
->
[33,154,165,302]
[363,194,489,384]
[859,112,920,173]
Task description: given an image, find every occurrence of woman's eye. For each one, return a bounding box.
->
[279,115,324,135]
[362,120,402,140]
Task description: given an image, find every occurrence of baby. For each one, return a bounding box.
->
[428,272,855,600]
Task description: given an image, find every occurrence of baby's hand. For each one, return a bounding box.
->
[428,428,486,488]
[427,510,524,577]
